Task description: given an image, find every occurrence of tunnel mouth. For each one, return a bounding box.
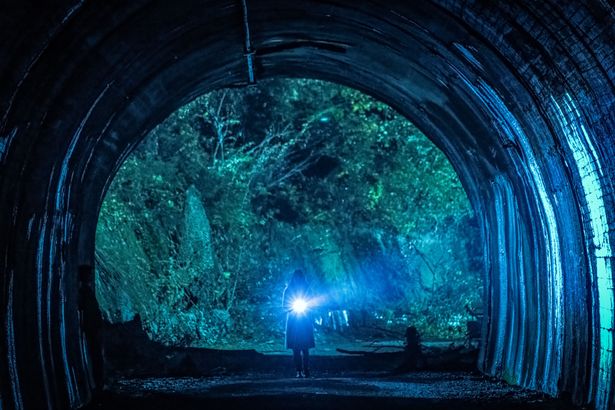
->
[73,3,509,385]
[3,1,612,409]
[93,77,484,377]
[30,0,537,398]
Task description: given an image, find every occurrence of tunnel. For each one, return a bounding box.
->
[0,1,614,409]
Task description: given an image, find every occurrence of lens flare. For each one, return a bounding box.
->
[292,298,308,314]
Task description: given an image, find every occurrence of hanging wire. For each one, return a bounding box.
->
[240,0,256,84]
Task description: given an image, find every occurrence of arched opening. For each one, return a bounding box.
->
[0,1,613,409]
[94,78,483,364]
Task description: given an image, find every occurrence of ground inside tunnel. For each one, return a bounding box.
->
[97,320,576,409]
[88,371,579,410]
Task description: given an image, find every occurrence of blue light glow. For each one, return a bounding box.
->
[552,93,613,409]
[454,68,564,392]
[291,298,309,314]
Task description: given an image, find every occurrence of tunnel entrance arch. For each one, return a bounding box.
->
[0,1,613,409]
[93,77,485,355]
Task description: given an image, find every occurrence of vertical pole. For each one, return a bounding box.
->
[240,0,256,84]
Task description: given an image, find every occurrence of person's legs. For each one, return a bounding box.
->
[292,348,303,376]
[302,348,310,377]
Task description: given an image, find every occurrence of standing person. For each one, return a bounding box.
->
[395,325,421,373]
[283,269,315,378]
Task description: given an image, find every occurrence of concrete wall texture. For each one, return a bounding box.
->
[0,1,613,408]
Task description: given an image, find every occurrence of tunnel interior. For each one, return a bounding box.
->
[0,1,614,409]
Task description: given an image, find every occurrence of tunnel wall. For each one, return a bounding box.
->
[0,1,614,409]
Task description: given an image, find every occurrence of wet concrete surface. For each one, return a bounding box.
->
[90,371,580,409]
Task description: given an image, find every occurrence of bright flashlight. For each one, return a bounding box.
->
[291,298,308,314]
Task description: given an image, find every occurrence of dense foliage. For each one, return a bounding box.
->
[95,78,482,349]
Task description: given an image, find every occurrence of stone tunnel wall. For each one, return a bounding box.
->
[0,1,613,409]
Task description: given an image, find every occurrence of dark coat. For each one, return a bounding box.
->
[283,285,315,349]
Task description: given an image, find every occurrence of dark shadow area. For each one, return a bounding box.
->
[89,370,579,410]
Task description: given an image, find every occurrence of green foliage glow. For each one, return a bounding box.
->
[95,78,482,348]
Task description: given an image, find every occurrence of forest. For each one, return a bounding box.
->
[95,78,483,350]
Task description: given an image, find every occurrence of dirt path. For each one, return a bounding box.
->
[92,371,579,409]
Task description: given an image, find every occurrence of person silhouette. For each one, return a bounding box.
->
[398,325,421,372]
[283,269,315,378]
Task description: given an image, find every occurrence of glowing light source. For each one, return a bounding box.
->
[292,298,308,314]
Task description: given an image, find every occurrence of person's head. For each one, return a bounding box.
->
[405,326,418,338]
[289,269,307,288]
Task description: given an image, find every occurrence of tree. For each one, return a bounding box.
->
[96,78,482,346]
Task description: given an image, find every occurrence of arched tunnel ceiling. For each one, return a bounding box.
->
[0,1,614,409]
